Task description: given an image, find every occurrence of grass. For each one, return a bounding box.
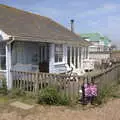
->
[0,95,9,104]
[110,84,120,98]
[94,82,120,105]
[0,80,120,109]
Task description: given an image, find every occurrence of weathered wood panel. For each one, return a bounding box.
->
[11,64,120,99]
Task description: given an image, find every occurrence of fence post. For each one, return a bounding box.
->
[35,72,39,94]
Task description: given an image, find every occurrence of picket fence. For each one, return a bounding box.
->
[11,64,120,99]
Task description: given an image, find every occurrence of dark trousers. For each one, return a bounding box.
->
[86,96,96,104]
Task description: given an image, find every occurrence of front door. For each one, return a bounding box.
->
[39,44,49,72]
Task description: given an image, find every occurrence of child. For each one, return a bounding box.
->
[84,82,92,104]
[90,79,97,104]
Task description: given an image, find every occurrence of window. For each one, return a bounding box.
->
[85,47,88,59]
[72,47,74,65]
[16,42,24,64]
[67,47,70,66]
[83,48,86,59]
[79,47,81,67]
[0,43,6,70]
[75,47,78,68]
[55,44,63,62]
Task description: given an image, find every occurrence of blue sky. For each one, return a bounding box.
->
[0,0,120,44]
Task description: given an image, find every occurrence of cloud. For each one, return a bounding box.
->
[77,3,120,18]
[67,1,89,8]
[86,14,120,43]
[1,0,120,44]
[102,3,120,10]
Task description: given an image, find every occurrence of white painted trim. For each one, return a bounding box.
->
[7,37,15,44]
[81,47,84,69]
[6,43,12,89]
[74,47,76,67]
[78,47,80,68]
[0,70,7,72]
[0,30,11,41]
[53,62,65,65]
[70,46,72,66]
[49,44,54,73]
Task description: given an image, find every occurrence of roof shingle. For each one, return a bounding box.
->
[0,4,90,46]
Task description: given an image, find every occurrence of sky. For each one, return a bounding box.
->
[0,0,120,45]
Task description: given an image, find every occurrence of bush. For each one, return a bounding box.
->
[94,84,118,105]
[37,87,70,105]
[0,78,7,95]
[58,95,70,105]
[8,88,26,98]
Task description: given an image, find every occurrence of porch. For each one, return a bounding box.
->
[11,41,50,73]
[0,40,89,89]
[6,41,89,75]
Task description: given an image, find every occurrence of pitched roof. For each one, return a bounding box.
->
[81,33,102,42]
[0,4,90,46]
[81,33,111,46]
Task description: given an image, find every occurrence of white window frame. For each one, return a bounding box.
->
[54,44,63,63]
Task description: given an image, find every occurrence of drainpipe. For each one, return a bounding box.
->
[7,36,15,45]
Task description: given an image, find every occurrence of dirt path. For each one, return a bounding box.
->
[0,98,120,120]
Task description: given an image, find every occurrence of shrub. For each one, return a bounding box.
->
[94,84,118,105]
[58,95,70,105]
[37,87,59,105]
[37,87,70,105]
[117,78,120,84]
[0,77,7,95]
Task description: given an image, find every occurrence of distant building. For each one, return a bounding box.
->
[81,33,112,63]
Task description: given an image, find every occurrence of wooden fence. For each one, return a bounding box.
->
[89,64,120,92]
[11,64,120,99]
[11,70,84,99]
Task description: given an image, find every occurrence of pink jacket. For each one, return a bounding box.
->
[84,84,92,97]
[84,84,97,97]
[90,84,97,96]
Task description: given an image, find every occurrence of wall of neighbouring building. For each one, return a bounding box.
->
[111,51,120,62]
[89,52,110,64]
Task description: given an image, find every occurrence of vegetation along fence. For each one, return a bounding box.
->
[11,64,120,99]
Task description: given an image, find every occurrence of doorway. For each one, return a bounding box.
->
[39,43,49,73]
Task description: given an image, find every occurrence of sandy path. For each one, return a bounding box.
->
[0,99,120,120]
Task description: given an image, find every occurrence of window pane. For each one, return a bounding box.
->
[86,47,88,59]
[72,47,74,65]
[0,49,5,55]
[0,56,6,70]
[79,48,81,67]
[76,48,78,68]
[0,43,6,55]
[0,43,6,70]
[67,47,70,66]
[55,44,63,63]
[59,57,62,62]
[55,55,59,62]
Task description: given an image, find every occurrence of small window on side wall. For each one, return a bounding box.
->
[0,43,6,70]
[55,44,63,63]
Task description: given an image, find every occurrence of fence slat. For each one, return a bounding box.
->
[10,64,120,99]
